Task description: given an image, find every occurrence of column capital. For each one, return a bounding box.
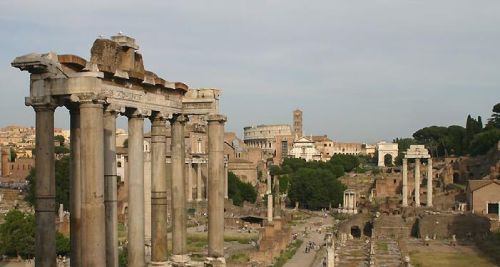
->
[27,96,59,112]
[169,113,189,124]
[125,108,151,119]
[70,93,106,105]
[104,103,125,115]
[150,111,171,122]
[206,114,227,124]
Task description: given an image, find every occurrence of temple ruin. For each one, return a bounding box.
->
[12,35,227,267]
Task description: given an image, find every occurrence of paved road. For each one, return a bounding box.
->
[284,213,331,267]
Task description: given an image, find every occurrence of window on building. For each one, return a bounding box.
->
[117,162,122,168]
[488,203,499,214]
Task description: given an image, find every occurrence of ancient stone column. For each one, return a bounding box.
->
[414,158,421,207]
[197,163,203,201]
[127,110,146,267]
[267,171,273,222]
[187,160,193,202]
[104,107,119,267]
[224,162,228,199]
[33,103,57,267]
[207,114,227,265]
[427,158,433,207]
[170,114,189,265]
[150,115,168,266]
[274,176,281,218]
[402,158,408,207]
[69,106,81,267]
[80,100,106,266]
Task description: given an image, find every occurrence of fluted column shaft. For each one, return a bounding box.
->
[34,104,56,267]
[127,113,145,267]
[402,158,408,207]
[207,114,227,259]
[427,158,433,207]
[170,114,189,263]
[415,158,421,207]
[104,109,118,267]
[80,101,106,266]
[69,107,81,267]
[151,116,168,264]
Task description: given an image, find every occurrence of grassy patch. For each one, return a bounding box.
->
[476,231,500,263]
[376,241,388,252]
[272,239,303,267]
[228,252,250,264]
[410,251,496,267]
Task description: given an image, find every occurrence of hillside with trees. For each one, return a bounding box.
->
[393,103,500,163]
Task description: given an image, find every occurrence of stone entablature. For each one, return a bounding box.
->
[13,38,187,117]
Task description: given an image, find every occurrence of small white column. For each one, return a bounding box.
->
[415,158,421,207]
[267,171,273,222]
[402,158,408,207]
[427,158,433,207]
[187,160,193,202]
[224,162,228,199]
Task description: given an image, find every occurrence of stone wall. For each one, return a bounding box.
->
[418,214,490,239]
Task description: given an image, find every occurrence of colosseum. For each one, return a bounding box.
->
[243,124,293,157]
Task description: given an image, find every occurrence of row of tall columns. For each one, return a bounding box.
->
[186,161,228,202]
[401,158,433,208]
[33,99,227,266]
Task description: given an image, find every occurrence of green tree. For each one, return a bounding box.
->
[25,156,71,209]
[288,168,345,210]
[486,103,500,129]
[0,210,35,258]
[469,129,500,156]
[227,172,257,206]
[329,154,359,172]
[56,232,70,256]
[393,138,416,165]
[54,135,65,146]
[279,175,289,193]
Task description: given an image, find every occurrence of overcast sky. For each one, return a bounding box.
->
[1,0,499,143]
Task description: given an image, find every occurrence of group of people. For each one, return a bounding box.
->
[304,240,318,253]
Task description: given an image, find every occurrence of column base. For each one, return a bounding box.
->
[204,257,226,267]
[171,254,190,266]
